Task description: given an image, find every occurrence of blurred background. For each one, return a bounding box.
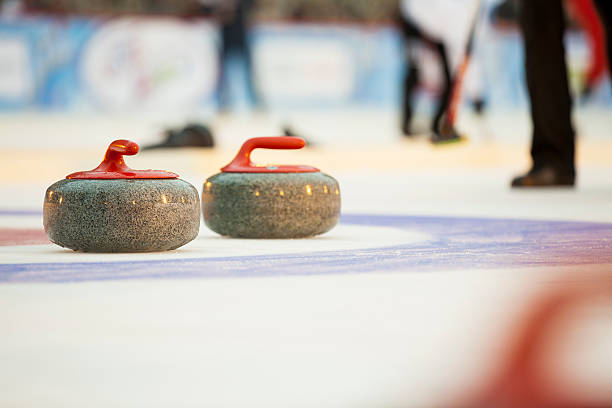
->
[1,2,611,407]
[1,0,611,225]
[1,0,610,187]
[0,0,609,119]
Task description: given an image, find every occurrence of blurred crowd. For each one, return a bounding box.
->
[21,0,398,20]
[4,0,611,186]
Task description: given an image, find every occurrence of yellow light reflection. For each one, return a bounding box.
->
[323,185,328,194]
[255,190,260,197]
[335,188,339,195]
[132,200,136,205]
[58,196,63,204]
[48,191,54,200]
[161,194,168,204]
[181,196,185,203]
[279,189,285,197]
[305,185,312,195]
[205,181,212,192]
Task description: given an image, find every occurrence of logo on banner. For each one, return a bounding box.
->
[81,19,218,111]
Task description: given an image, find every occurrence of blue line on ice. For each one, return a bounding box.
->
[1,214,611,283]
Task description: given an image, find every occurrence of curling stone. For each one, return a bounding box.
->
[43,140,200,252]
[202,137,340,238]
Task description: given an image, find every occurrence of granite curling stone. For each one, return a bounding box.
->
[202,136,340,238]
[43,140,200,252]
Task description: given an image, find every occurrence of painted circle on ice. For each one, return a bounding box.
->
[0,213,611,282]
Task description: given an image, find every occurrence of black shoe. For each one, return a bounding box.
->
[401,121,413,137]
[511,166,575,187]
[431,123,464,144]
[431,114,465,144]
[179,123,215,147]
[142,123,214,150]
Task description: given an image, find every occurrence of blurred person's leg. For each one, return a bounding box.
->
[243,43,260,109]
[431,41,453,135]
[217,0,254,112]
[398,8,453,137]
[217,47,230,112]
[398,15,424,136]
[401,54,420,136]
[467,64,486,114]
[512,0,575,187]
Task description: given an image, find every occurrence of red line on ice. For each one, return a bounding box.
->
[0,228,49,246]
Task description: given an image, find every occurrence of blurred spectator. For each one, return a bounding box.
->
[511,0,611,187]
[397,5,452,136]
[398,0,482,137]
[254,0,396,22]
[197,0,258,111]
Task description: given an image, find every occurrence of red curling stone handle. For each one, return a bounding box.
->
[96,140,139,174]
[67,139,179,179]
[221,136,319,173]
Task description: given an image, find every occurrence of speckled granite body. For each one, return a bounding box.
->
[202,172,340,238]
[44,179,200,252]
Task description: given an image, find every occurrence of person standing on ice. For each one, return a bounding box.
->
[398,0,483,139]
[198,0,258,111]
[511,0,612,187]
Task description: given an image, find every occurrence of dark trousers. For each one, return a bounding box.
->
[398,16,452,134]
[519,0,611,175]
